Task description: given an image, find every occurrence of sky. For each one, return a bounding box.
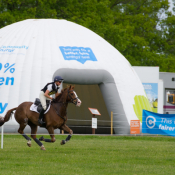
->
[168,0,174,13]
[159,0,174,20]
[156,0,174,29]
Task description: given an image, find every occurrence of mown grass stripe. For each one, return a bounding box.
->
[0,135,175,175]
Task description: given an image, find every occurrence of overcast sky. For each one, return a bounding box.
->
[168,0,174,13]
[158,0,174,20]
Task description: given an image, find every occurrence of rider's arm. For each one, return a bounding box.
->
[44,90,53,100]
[55,92,59,98]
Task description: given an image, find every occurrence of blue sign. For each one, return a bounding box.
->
[0,77,14,86]
[143,83,158,112]
[59,46,97,64]
[0,103,8,114]
[0,63,15,86]
[142,110,175,136]
[143,83,158,101]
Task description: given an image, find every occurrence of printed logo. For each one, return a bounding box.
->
[59,46,97,64]
[0,63,15,86]
[0,103,8,114]
[146,116,156,129]
[0,45,29,55]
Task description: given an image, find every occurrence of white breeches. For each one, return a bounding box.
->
[39,91,51,110]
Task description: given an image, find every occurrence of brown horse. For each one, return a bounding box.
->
[0,85,81,150]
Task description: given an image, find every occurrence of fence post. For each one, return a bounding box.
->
[62,130,64,134]
[111,111,113,135]
[92,114,96,134]
[1,125,4,149]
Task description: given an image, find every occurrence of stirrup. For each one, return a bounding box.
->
[38,119,44,125]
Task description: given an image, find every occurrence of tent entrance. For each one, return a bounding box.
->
[63,83,111,134]
[53,68,130,134]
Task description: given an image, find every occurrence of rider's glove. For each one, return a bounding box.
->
[52,98,56,103]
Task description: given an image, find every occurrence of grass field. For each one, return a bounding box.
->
[0,135,175,175]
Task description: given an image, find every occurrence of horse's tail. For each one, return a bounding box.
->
[0,107,17,126]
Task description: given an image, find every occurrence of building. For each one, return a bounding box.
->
[159,72,175,114]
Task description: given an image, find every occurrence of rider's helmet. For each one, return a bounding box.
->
[54,76,64,82]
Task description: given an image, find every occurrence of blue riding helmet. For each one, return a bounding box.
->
[54,76,64,82]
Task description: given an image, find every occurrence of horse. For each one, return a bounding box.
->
[0,85,81,150]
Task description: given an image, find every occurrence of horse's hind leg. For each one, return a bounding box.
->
[60,124,73,145]
[18,123,31,147]
[28,122,46,150]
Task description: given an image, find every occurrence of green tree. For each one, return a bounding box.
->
[108,0,173,69]
[161,13,175,56]
[55,0,114,38]
[0,0,36,28]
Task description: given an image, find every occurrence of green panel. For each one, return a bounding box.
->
[133,95,153,122]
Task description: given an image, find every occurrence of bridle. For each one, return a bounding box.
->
[67,89,79,105]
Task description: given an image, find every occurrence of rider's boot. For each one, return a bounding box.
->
[38,109,45,125]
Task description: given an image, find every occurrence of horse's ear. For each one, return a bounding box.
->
[69,85,74,90]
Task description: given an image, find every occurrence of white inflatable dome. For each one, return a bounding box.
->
[0,19,146,134]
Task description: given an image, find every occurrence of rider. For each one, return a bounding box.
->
[38,76,64,125]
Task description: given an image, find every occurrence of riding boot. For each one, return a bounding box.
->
[38,109,45,125]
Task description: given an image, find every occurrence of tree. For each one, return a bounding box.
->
[108,0,174,69]
[0,0,174,72]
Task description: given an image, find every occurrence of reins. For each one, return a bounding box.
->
[52,89,79,122]
[52,104,66,122]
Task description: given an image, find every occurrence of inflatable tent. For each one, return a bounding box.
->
[0,19,147,134]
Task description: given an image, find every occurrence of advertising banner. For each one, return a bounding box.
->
[142,110,175,136]
[59,46,97,64]
[0,62,15,114]
[130,120,140,134]
[142,83,158,113]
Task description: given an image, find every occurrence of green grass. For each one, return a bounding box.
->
[0,135,175,175]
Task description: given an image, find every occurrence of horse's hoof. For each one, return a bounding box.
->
[60,140,66,145]
[40,145,46,151]
[39,136,44,141]
[27,140,32,147]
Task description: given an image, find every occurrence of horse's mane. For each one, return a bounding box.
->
[53,88,67,103]
[52,85,75,103]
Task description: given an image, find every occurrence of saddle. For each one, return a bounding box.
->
[34,98,50,113]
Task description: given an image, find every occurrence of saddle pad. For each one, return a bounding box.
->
[30,104,50,114]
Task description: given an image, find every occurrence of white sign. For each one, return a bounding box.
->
[88,108,101,115]
[92,118,97,129]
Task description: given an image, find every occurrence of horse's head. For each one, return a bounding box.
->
[67,85,82,107]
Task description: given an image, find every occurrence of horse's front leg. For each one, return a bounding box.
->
[39,126,56,143]
[60,124,73,145]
